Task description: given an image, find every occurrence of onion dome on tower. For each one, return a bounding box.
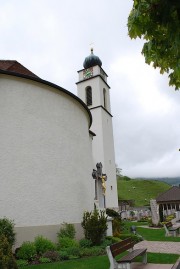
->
[83,48,102,69]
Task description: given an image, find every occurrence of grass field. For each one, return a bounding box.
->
[20,253,179,269]
[123,221,180,242]
[20,256,108,269]
[117,177,170,206]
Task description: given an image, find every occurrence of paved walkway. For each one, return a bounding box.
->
[132,263,174,269]
[135,240,180,255]
[131,240,180,269]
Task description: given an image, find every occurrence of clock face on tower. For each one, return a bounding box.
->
[83,67,93,79]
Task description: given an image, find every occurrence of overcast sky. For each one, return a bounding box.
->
[1,0,180,178]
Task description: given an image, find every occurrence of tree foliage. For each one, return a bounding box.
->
[0,234,18,269]
[128,0,180,89]
[81,209,107,245]
[0,218,16,246]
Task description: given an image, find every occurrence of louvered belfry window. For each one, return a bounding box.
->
[86,86,92,106]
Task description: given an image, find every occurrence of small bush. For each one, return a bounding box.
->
[58,250,69,260]
[0,218,16,246]
[79,238,92,248]
[118,234,142,243]
[66,246,80,257]
[16,260,28,267]
[138,216,149,222]
[58,237,79,249]
[106,236,121,243]
[112,218,124,236]
[100,239,112,248]
[81,209,107,245]
[34,235,56,255]
[43,250,60,262]
[79,246,105,257]
[39,257,51,263]
[0,234,18,269]
[92,246,106,255]
[57,223,76,239]
[106,208,120,218]
[79,247,94,257]
[165,214,175,222]
[17,241,37,261]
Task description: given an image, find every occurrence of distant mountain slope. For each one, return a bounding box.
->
[117,177,171,207]
[138,177,180,186]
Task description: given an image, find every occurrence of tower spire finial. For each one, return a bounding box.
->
[90,42,94,54]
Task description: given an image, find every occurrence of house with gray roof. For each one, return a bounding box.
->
[156,186,180,219]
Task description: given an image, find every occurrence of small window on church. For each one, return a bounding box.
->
[86,86,92,106]
[103,88,106,109]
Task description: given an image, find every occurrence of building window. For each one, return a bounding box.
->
[86,86,92,106]
[103,88,106,109]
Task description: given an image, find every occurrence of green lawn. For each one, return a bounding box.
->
[20,256,108,269]
[123,221,180,242]
[20,253,179,269]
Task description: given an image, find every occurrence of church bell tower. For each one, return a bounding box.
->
[76,49,118,209]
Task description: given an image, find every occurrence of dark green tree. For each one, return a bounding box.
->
[128,0,180,89]
[81,209,107,245]
[0,218,16,246]
[0,234,18,269]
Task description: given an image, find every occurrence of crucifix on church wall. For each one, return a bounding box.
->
[92,162,107,208]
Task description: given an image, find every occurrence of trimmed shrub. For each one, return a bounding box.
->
[66,246,80,258]
[79,247,94,257]
[81,209,107,245]
[16,260,28,267]
[118,234,142,243]
[34,235,56,255]
[0,218,16,246]
[57,223,76,239]
[0,234,18,269]
[58,237,79,249]
[79,238,92,248]
[58,250,69,260]
[39,257,51,263]
[100,239,112,248]
[79,246,106,257]
[106,208,119,218]
[16,241,37,261]
[43,250,60,262]
[106,236,122,243]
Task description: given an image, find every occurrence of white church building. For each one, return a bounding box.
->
[0,50,118,247]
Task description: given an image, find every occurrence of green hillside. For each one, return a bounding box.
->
[117,177,171,207]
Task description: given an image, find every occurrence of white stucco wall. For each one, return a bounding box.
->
[0,74,94,227]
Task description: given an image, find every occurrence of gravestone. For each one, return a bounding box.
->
[150,199,160,225]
